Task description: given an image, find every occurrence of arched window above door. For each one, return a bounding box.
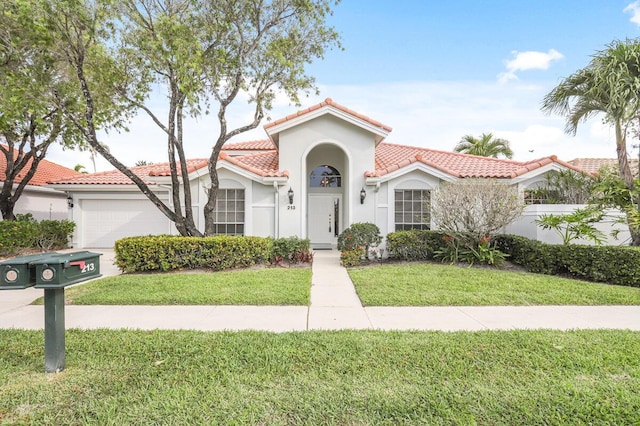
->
[310,165,342,188]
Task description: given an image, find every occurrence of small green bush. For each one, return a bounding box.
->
[340,247,366,267]
[0,215,74,256]
[37,220,76,250]
[337,223,382,252]
[271,236,313,264]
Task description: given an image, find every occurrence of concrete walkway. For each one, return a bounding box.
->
[1,249,640,332]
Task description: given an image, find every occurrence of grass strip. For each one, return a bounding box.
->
[349,263,640,306]
[41,268,311,305]
[1,329,638,424]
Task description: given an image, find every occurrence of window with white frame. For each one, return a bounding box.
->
[394,189,430,231]
[213,189,245,235]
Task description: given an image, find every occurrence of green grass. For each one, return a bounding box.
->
[1,329,639,424]
[43,268,311,305]
[349,263,640,306]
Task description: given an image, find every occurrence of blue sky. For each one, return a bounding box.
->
[49,0,640,172]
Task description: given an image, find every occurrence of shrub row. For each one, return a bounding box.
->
[493,235,640,288]
[386,230,640,287]
[0,215,75,256]
[385,229,449,261]
[114,235,312,273]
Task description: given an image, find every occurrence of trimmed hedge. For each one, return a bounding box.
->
[494,235,640,288]
[114,235,312,273]
[386,230,640,288]
[386,230,449,261]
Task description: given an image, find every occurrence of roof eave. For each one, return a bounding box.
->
[265,105,391,146]
[365,161,458,184]
[45,183,165,192]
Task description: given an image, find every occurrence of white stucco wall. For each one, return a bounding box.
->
[251,181,276,237]
[504,204,632,246]
[14,187,68,221]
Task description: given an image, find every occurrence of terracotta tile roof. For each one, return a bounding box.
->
[263,98,392,133]
[49,153,287,185]
[568,158,639,175]
[367,143,586,179]
[219,151,288,177]
[222,139,275,151]
[0,145,82,186]
[147,159,209,177]
[49,159,209,185]
[51,143,590,185]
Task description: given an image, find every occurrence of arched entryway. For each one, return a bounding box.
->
[306,144,348,248]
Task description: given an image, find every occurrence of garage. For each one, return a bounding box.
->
[80,198,172,248]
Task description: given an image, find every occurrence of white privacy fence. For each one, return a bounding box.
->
[503,204,632,246]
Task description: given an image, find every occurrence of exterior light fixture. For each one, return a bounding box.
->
[288,187,294,205]
[360,187,366,204]
[66,195,74,209]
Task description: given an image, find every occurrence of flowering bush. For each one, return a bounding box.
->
[340,246,366,267]
[337,222,382,262]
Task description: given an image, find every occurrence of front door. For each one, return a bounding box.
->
[308,194,341,249]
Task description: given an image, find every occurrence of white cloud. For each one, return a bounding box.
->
[498,49,564,83]
[624,1,640,26]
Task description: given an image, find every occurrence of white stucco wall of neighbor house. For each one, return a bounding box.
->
[14,187,69,221]
[504,204,632,246]
[277,114,377,240]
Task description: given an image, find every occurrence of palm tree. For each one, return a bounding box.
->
[454,133,514,159]
[542,38,640,244]
[542,39,640,189]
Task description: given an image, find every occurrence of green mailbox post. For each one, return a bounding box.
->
[32,251,102,373]
[0,251,102,373]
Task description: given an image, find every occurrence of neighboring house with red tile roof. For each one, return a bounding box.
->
[0,146,83,220]
[48,99,618,248]
[568,158,639,176]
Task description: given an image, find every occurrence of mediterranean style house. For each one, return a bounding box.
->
[48,98,603,249]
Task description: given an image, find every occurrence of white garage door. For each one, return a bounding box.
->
[81,199,171,248]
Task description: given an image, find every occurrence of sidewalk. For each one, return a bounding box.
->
[1,249,639,332]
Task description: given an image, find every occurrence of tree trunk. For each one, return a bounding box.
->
[203,156,219,236]
[614,120,640,245]
[615,121,634,189]
[0,192,16,221]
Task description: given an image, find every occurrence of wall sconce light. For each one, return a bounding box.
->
[360,187,366,204]
[288,187,294,205]
[66,195,74,209]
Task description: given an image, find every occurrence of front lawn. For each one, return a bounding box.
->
[43,268,311,305]
[349,263,640,306]
[1,329,638,424]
